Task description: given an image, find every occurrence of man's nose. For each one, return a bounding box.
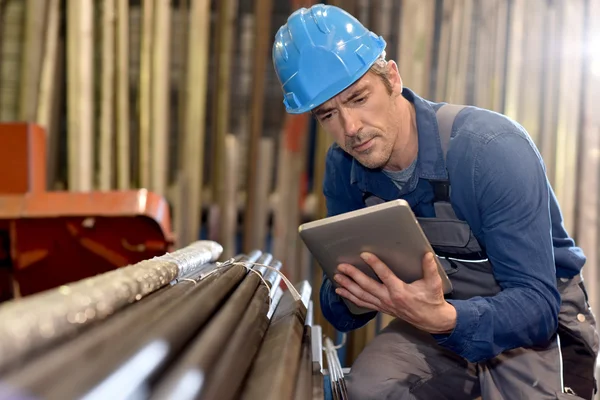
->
[341,110,362,136]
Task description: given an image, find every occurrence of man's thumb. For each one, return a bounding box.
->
[422,252,439,282]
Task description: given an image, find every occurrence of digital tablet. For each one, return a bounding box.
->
[298,199,453,315]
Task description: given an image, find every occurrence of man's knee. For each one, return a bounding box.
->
[346,372,414,400]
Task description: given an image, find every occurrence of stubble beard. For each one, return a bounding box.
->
[346,132,393,170]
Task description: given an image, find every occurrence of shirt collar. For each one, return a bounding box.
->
[349,88,448,199]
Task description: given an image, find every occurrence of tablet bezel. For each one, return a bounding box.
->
[298,199,453,315]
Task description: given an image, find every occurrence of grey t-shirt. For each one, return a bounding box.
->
[382,157,417,192]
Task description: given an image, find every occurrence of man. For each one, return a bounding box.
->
[273,4,599,400]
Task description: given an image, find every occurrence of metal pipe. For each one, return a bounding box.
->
[3,268,222,391]
[264,259,283,294]
[193,283,270,400]
[238,287,308,400]
[19,261,251,400]
[251,252,274,278]
[293,324,313,400]
[149,271,266,399]
[0,240,223,373]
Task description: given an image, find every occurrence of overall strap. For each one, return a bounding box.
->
[431,104,467,218]
[435,103,467,162]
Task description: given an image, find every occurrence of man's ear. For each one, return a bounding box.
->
[387,60,403,94]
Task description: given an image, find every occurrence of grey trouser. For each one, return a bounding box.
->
[345,274,600,400]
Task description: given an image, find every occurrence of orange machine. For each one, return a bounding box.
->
[0,123,174,301]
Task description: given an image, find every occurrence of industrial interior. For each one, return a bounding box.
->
[0,0,598,399]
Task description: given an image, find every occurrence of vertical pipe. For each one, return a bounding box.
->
[116,0,130,190]
[397,0,436,98]
[67,0,94,192]
[151,0,171,197]
[37,0,60,187]
[503,0,525,120]
[554,0,585,233]
[139,0,154,189]
[490,0,508,113]
[244,0,273,252]
[99,0,116,191]
[243,0,274,253]
[18,0,47,122]
[212,0,238,243]
[247,137,274,256]
[579,0,600,349]
[182,0,211,244]
[579,0,600,327]
[79,0,94,191]
[67,0,80,191]
[221,134,239,260]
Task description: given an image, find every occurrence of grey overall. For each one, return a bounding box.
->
[345,105,600,400]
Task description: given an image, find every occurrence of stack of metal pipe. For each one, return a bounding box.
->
[0,240,336,400]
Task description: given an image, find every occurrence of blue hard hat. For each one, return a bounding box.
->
[273,4,386,114]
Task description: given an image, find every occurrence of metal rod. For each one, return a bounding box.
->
[0,241,222,372]
[3,269,222,392]
[41,263,249,400]
[149,272,262,398]
[238,286,309,400]
[195,282,271,400]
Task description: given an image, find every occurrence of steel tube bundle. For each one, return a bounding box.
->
[150,254,281,400]
[0,240,223,372]
[0,243,328,400]
[239,281,312,400]
[2,268,222,393]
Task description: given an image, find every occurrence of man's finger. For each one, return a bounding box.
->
[337,263,385,298]
[335,287,380,312]
[360,252,403,288]
[333,272,382,306]
[422,252,440,283]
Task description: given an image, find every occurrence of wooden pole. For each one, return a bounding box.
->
[397,0,435,98]
[490,0,508,113]
[554,0,586,233]
[473,0,496,110]
[503,0,525,121]
[443,0,464,104]
[36,0,59,128]
[211,0,238,244]
[139,0,154,189]
[243,0,274,253]
[18,0,46,122]
[434,0,455,102]
[180,0,211,245]
[99,0,116,191]
[36,0,60,188]
[116,0,130,190]
[221,134,239,260]
[173,0,189,249]
[516,0,544,146]
[235,13,254,192]
[539,1,562,184]
[579,0,600,335]
[252,137,275,253]
[66,0,80,191]
[151,0,171,197]
[79,0,94,192]
[67,0,94,192]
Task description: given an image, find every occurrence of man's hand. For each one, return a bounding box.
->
[333,252,457,334]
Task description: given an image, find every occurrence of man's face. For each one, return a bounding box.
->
[314,66,401,169]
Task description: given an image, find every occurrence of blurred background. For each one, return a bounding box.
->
[0,0,599,366]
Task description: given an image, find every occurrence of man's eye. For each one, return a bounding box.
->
[322,113,332,120]
[355,97,366,104]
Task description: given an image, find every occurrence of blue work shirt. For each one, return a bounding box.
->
[320,88,586,363]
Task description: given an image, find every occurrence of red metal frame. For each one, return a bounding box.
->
[0,123,175,300]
